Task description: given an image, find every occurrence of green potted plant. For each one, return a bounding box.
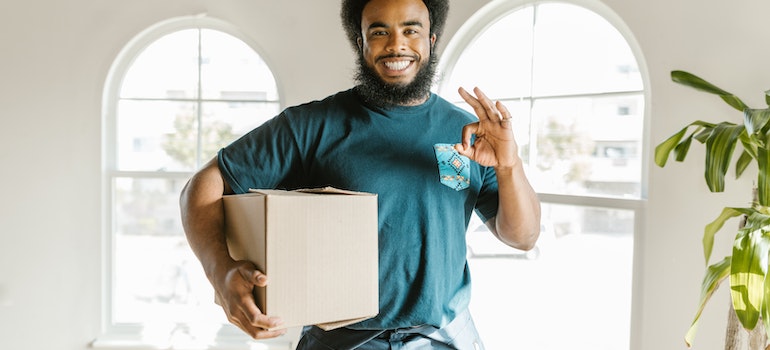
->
[655,70,770,348]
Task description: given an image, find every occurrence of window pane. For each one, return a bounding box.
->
[108,23,283,343]
[529,95,643,198]
[468,203,633,349]
[120,30,200,99]
[199,101,280,162]
[202,101,279,138]
[116,100,276,172]
[532,4,642,96]
[200,30,279,101]
[113,177,226,325]
[117,100,198,172]
[440,6,534,100]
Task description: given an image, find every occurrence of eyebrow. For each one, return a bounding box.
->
[367,20,425,30]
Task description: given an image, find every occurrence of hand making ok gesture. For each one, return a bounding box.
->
[454,87,521,170]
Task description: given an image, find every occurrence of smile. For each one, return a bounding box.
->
[383,60,412,71]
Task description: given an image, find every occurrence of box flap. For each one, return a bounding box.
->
[248,187,376,196]
[294,186,375,196]
[247,189,314,196]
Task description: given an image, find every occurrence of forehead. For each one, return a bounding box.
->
[361,0,430,27]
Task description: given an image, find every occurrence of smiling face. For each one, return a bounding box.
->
[358,0,436,90]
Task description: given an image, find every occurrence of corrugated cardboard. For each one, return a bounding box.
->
[222,187,379,331]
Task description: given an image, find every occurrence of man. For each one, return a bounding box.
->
[179,0,541,348]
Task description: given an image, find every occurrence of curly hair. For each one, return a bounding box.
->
[340,0,449,51]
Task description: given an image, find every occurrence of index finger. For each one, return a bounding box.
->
[459,87,501,122]
[471,87,503,119]
[458,87,489,121]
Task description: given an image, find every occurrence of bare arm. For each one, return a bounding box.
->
[485,163,541,251]
[455,87,541,250]
[179,157,285,338]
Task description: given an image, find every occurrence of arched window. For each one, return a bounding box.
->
[439,2,646,349]
[99,17,285,347]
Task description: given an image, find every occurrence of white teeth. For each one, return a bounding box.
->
[384,61,410,71]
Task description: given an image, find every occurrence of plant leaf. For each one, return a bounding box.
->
[730,227,770,330]
[671,70,748,111]
[742,211,770,232]
[744,108,770,136]
[655,122,712,167]
[694,125,714,143]
[674,134,695,162]
[704,123,744,192]
[758,147,770,207]
[739,132,759,164]
[764,261,770,341]
[736,150,753,179]
[655,127,688,167]
[703,207,753,264]
[685,256,731,348]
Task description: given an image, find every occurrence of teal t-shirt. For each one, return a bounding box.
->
[218,88,500,330]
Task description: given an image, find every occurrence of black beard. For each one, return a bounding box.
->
[354,53,438,108]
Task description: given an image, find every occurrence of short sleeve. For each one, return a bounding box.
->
[217,113,303,194]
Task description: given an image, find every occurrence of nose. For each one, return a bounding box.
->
[385,32,406,52]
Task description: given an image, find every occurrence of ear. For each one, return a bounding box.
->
[357,37,363,51]
[430,33,437,48]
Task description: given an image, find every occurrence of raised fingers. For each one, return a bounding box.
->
[458,87,487,121]
[473,87,500,119]
[496,100,513,123]
[458,87,504,122]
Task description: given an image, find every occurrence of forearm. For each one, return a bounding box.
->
[179,158,235,287]
[492,161,541,250]
[180,159,284,337]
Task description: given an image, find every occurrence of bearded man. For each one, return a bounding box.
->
[180,0,541,348]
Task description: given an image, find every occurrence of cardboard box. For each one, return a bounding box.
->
[222,187,379,330]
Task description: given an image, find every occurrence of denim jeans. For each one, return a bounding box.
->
[295,309,485,350]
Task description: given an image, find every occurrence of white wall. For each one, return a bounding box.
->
[1,0,769,349]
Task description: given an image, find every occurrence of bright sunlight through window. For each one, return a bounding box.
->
[439,3,645,349]
[102,18,281,348]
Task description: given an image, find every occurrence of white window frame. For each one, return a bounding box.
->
[95,16,295,349]
[437,1,649,349]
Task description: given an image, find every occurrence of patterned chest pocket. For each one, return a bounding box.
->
[433,143,471,191]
